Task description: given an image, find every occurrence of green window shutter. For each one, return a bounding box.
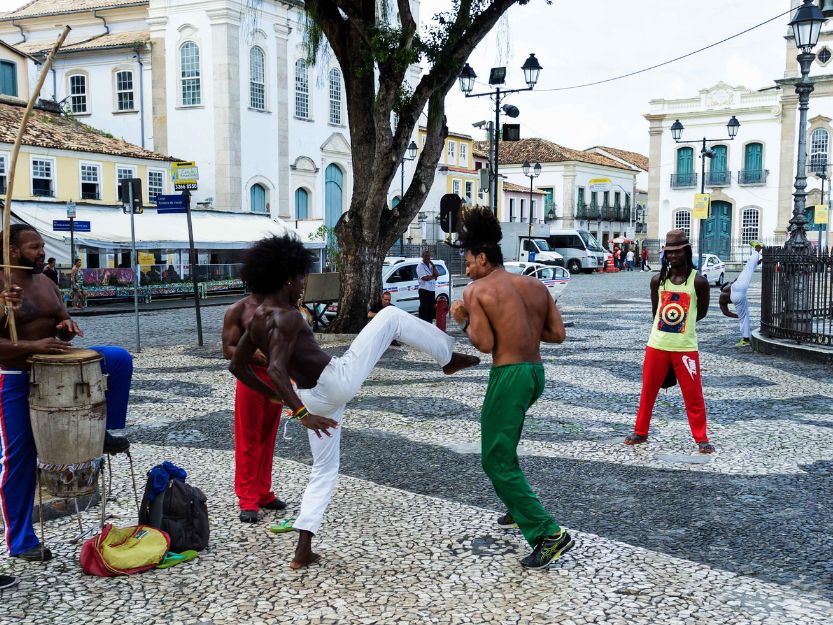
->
[712,145,727,172]
[744,143,763,172]
[676,147,694,174]
[0,61,17,97]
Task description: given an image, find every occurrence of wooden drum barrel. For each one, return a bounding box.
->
[28,349,108,498]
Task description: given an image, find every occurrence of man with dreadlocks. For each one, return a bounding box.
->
[449,206,574,570]
[625,229,714,453]
[229,234,479,569]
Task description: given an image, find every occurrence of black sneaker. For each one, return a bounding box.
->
[104,432,130,455]
[260,499,287,511]
[496,512,518,529]
[239,510,259,523]
[520,530,575,569]
[14,545,52,563]
[0,575,19,590]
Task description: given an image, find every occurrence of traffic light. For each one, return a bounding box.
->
[439,193,461,233]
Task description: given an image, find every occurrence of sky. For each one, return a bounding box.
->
[421,0,791,156]
[2,0,792,157]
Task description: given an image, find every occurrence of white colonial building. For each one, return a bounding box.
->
[0,0,359,247]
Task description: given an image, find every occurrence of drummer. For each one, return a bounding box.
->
[0,225,134,563]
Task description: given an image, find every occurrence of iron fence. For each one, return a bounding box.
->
[760,246,833,347]
[387,242,465,275]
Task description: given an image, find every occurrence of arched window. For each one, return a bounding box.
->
[676,147,694,186]
[250,46,265,110]
[180,42,201,106]
[250,183,267,213]
[295,60,309,119]
[295,188,309,220]
[743,142,764,183]
[329,68,342,125]
[67,72,88,114]
[810,129,828,174]
[324,164,343,228]
[741,208,760,245]
[674,209,691,238]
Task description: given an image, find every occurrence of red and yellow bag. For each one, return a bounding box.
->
[80,523,170,576]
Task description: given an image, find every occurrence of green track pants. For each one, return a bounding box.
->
[481,362,560,547]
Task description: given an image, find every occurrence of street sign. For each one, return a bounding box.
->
[693,193,710,220]
[172,161,199,191]
[156,194,188,213]
[53,220,90,232]
[815,204,829,225]
[588,178,612,193]
[66,201,76,218]
[174,182,198,191]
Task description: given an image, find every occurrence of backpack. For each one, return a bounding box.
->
[139,476,209,553]
[80,523,169,576]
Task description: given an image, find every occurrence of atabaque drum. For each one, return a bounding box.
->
[28,349,108,498]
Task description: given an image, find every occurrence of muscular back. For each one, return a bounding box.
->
[465,269,562,366]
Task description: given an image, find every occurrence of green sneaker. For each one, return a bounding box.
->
[496,512,518,529]
[735,338,750,347]
[520,530,575,569]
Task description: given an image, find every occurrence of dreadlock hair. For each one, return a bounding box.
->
[456,206,504,265]
[658,245,695,287]
[241,234,313,295]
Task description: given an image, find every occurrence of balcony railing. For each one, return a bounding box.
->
[738,169,768,185]
[706,170,732,187]
[670,173,698,189]
[575,205,632,222]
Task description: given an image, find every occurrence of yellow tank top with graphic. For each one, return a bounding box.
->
[647,270,699,352]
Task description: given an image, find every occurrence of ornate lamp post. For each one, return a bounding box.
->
[459,54,542,216]
[669,115,740,272]
[522,159,541,239]
[786,0,827,251]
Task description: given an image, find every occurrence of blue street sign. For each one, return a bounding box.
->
[156,194,187,214]
[53,220,91,232]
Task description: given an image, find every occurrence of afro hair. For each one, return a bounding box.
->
[456,206,504,265]
[240,234,314,295]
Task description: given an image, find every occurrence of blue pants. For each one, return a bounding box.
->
[0,346,132,556]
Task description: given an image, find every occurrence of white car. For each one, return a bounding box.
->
[504,261,571,301]
[694,253,726,286]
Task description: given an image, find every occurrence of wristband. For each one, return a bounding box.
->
[291,405,309,420]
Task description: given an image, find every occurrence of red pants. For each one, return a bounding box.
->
[234,366,282,511]
[634,346,709,443]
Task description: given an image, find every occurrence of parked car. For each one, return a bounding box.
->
[693,253,726,286]
[504,261,571,301]
[326,257,451,319]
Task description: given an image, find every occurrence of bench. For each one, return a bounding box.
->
[302,272,340,331]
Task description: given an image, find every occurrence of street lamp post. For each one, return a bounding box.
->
[786,0,827,251]
[522,160,541,239]
[669,115,740,273]
[459,54,542,216]
[398,140,418,255]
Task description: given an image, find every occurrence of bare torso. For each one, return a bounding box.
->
[466,269,552,366]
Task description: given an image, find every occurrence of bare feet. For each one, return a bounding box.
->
[442,352,480,375]
[290,530,321,570]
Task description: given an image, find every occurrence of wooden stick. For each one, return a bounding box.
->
[2,25,71,344]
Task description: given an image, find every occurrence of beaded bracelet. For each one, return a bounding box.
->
[290,405,309,420]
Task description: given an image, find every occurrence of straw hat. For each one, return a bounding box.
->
[663,229,691,251]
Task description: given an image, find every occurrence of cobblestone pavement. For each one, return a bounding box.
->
[2,270,832,624]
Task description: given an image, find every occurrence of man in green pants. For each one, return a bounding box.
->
[450,206,573,569]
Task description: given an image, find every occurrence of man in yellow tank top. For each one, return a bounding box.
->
[624,229,715,454]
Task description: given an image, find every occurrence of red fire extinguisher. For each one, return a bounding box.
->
[436,296,448,332]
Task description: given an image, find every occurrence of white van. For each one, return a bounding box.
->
[548,229,606,274]
[382,257,451,313]
[517,237,565,267]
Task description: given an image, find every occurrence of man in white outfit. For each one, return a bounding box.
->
[229,235,479,569]
[719,241,763,347]
[416,250,439,322]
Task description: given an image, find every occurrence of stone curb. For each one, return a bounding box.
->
[751,329,833,365]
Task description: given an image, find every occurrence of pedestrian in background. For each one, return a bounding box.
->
[641,247,651,272]
[416,251,439,323]
[42,257,58,285]
[70,258,86,309]
[626,249,635,271]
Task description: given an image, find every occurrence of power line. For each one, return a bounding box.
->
[538,8,794,93]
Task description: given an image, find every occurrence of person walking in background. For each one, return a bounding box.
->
[626,248,635,271]
[625,229,714,454]
[416,250,439,323]
[659,246,666,267]
[70,258,85,309]
[42,258,58,285]
[641,247,651,272]
[719,241,763,347]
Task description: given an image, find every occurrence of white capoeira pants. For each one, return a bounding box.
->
[730,250,761,339]
[293,305,454,535]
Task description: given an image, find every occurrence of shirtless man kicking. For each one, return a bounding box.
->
[449,207,574,570]
[222,293,285,523]
[229,234,479,569]
[0,225,133,562]
[719,241,762,347]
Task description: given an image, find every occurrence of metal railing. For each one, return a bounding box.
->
[761,246,833,347]
[670,173,698,189]
[706,170,732,186]
[738,169,769,185]
[575,204,631,222]
[386,242,465,275]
